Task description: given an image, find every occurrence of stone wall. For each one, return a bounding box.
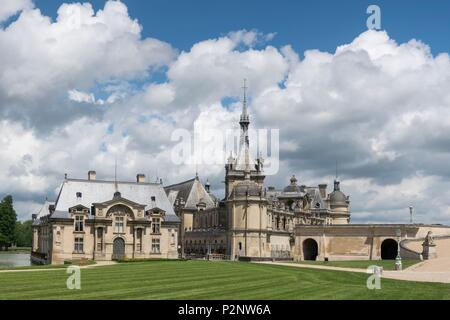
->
[294,224,450,261]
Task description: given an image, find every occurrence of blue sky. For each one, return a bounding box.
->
[35,0,450,55]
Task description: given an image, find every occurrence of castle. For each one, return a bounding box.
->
[32,87,450,264]
[167,88,350,260]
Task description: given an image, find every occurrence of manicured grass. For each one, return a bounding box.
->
[0,260,448,300]
[294,259,421,270]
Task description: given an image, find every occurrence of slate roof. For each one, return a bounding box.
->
[308,188,326,210]
[54,178,176,216]
[164,177,216,210]
[32,200,54,226]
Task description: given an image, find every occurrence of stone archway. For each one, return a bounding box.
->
[112,237,125,260]
[381,238,398,260]
[303,238,318,261]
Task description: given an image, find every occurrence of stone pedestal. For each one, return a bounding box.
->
[422,243,437,260]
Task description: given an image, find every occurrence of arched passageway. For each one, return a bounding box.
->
[303,238,318,261]
[381,238,398,260]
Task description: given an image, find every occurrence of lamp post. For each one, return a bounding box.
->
[409,206,413,224]
[395,228,402,271]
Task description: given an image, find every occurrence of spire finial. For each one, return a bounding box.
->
[114,157,118,191]
[240,78,249,124]
[335,160,338,180]
[242,78,247,113]
[113,157,121,199]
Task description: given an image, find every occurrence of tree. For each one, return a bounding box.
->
[0,195,18,251]
[15,220,33,247]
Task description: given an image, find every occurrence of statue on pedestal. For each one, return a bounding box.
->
[422,231,437,260]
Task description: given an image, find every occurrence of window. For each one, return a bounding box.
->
[76,192,82,198]
[171,232,175,246]
[152,218,160,234]
[96,228,103,252]
[75,216,84,232]
[137,229,143,252]
[74,237,84,253]
[152,238,160,253]
[115,216,124,233]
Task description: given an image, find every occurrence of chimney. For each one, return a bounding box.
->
[32,214,37,221]
[136,174,145,183]
[318,184,327,198]
[88,170,96,181]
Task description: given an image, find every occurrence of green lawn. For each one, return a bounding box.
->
[294,259,421,270]
[0,260,448,300]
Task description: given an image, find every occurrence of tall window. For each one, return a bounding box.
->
[137,229,143,252]
[115,216,124,233]
[152,218,160,234]
[74,237,84,253]
[96,228,103,252]
[75,216,84,232]
[152,238,160,253]
[171,232,175,246]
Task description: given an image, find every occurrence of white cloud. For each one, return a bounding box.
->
[68,89,104,105]
[0,0,176,129]
[0,0,33,23]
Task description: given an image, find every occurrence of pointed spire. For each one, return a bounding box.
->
[334,160,340,191]
[335,160,338,180]
[113,157,121,199]
[240,78,249,125]
[235,78,254,171]
[114,157,118,192]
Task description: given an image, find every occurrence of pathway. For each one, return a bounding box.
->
[254,261,450,284]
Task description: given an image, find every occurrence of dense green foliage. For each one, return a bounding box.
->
[14,220,32,248]
[0,195,17,250]
[0,195,32,250]
[0,260,448,300]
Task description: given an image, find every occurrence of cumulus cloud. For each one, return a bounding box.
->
[1,1,449,225]
[0,0,33,23]
[0,0,176,130]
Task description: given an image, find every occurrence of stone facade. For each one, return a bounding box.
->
[294,224,450,261]
[168,88,351,260]
[32,87,450,264]
[32,174,180,264]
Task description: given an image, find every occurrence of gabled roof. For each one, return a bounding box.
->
[165,177,216,210]
[309,188,326,210]
[54,178,176,216]
[32,200,54,225]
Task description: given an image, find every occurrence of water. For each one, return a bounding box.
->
[0,253,31,268]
